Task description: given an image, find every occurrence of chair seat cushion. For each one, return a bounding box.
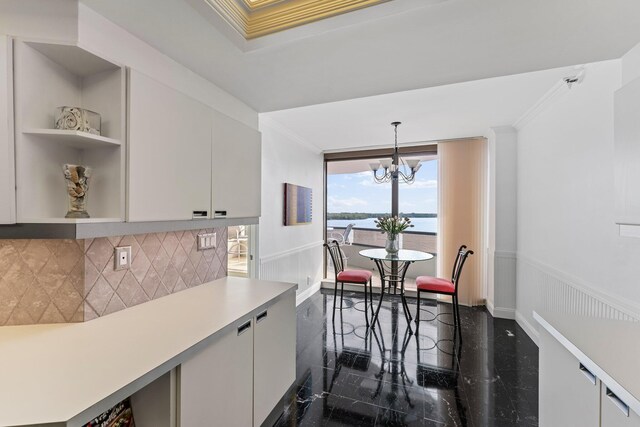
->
[337,269,372,283]
[416,276,455,294]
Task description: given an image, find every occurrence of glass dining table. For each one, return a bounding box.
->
[359,248,434,331]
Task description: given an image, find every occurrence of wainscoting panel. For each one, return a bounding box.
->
[516,254,640,344]
[259,241,324,303]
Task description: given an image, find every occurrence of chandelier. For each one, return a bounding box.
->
[369,122,421,184]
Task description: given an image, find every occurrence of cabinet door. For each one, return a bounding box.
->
[0,36,15,224]
[253,293,296,426]
[539,328,600,427]
[211,110,261,219]
[614,76,640,225]
[128,70,211,221]
[601,385,640,427]
[179,318,253,427]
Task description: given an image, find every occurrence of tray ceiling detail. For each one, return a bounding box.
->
[204,0,391,39]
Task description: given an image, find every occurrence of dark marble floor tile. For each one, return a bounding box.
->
[274,289,539,427]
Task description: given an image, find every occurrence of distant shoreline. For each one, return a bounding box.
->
[327,212,437,220]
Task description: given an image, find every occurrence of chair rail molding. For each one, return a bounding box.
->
[516,252,640,345]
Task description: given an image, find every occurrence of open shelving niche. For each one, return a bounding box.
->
[13,39,126,223]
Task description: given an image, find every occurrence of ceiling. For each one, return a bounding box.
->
[81,0,640,112]
[203,0,390,39]
[261,65,577,151]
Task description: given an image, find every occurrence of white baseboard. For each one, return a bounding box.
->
[516,310,539,346]
[492,306,516,320]
[486,299,495,316]
[296,281,322,306]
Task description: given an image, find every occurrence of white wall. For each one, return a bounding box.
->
[487,127,517,319]
[516,58,640,341]
[258,118,324,301]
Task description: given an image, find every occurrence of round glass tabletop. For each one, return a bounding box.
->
[358,248,434,262]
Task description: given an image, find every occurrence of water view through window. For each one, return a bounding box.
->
[325,155,438,282]
[326,158,438,233]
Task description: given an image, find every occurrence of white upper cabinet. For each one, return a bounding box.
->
[615,76,640,225]
[0,36,15,224]
[128,70,212,221]
[211,110,261,219]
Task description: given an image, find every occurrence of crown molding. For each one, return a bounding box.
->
[259,116,323,153]
[514,66,586,130]
[203,0,389,40]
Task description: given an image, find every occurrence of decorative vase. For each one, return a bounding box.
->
[385,233,400,254]
[63,164,92,218]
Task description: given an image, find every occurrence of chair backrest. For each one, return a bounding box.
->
[450,245,474,290]
[342,223,355,244]
[324,239,345,275]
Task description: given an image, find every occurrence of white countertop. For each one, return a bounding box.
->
[534,310,640,416]
[0,277,297,427]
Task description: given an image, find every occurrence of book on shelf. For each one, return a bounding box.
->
[83,398,135,427]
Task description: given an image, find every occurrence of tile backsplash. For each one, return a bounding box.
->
[0,228,227,326]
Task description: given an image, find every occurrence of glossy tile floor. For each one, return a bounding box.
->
[274,289,538,426]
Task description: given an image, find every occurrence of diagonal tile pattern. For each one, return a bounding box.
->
[0,239,84,326]
[0,228,228,326]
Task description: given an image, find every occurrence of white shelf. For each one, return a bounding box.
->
[23,129,121,149]
[24,41,120,77]
[20,217,123,224]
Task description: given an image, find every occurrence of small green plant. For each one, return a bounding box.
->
[374,216,414,235]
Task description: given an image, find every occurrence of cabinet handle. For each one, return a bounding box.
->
[237,320,252,336]
[579,363,597,385]
[214,210,227,218]
[192,210,208,218]
[606,387,630,417]
[256,310,268,323]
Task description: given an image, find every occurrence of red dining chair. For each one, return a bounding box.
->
[325,240,374,326]
[415,245,473,337]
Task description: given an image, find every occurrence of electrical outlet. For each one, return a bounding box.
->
[114,246,132,271]
[197,232,217,251]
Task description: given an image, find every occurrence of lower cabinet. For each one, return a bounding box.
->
[539,328,640,427]
[539,328,600,427]
[601,386,640,427]
[254,293,296,426]
[178,294,295,427]
[179,316,254,427]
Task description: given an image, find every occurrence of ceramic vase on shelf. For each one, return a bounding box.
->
[385,233,400,254]
[63,164,92,219]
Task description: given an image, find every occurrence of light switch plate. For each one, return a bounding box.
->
[197,232,217,251]
[114,246,132,270]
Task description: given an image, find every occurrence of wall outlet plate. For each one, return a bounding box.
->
[197,232,217,251]
[114,246,132,270]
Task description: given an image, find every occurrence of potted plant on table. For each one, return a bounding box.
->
[374,216,413,254]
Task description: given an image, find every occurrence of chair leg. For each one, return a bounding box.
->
[332,281,338,321]
[340,282,344,311]
[415,290,421,332]
[451,295,457,334]
[364,280,369,327]
[455,295,463,342]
